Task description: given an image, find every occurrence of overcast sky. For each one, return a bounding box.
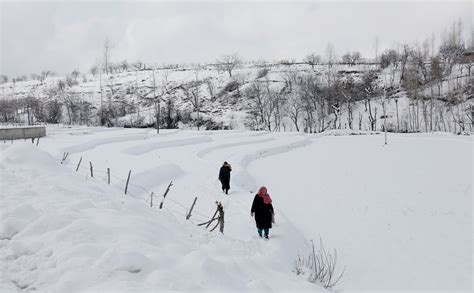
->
[0,0,471,77]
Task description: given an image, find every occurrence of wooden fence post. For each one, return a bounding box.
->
[159,181,173,209]
[217,202,224,233]
[150,192,154,207]
[125,170,131,195]
[186,197,198,220]
[107,168,110,184]
[61,152,69,164]
[75,156,82,172]
[89,161,93,177]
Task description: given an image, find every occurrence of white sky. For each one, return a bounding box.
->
[0,0,471,77]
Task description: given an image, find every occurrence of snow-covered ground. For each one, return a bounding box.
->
[0,126,472,292]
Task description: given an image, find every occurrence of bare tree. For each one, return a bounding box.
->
[39,70,52,85]
[361,71,379,131]
[286,91,302,132]
[0,75,8,84]
[282,74,303,132]
[152,69,160,133]
[121,60,129,72]
[304,53,321,70]
[216,54,242,77]
[374,36,379,63]
[71,69,80,81]
[245,82,266,129]
[325,43,337,87]
[439,20,466,75]
[381,49,400,130]
[336,77,358,129]
[181,67,203,130]
[399,44,412,83]
[90,66,99,76]
[342,52,361,67]
[205,78,215,99]
[104,39,110,75]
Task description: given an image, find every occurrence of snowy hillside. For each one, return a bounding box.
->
[1,127,472,291]
[2,60,471,133]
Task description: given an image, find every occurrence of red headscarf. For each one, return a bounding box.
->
[258,186,272,204]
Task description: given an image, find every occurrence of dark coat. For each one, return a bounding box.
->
[218,165,231,189]
[251,194,274,229]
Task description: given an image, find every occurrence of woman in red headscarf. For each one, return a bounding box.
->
[251,186,275,239]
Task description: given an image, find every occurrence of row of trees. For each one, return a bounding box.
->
[243,21,472,133]
[245,70,380,132]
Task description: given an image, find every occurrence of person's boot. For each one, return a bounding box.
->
[225,189,228,195]
[264,234,269,239]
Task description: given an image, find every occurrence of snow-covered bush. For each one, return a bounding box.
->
[293,238,345,289]
[256,67,269,79]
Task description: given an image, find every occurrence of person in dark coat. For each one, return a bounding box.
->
[218,161,232,194]
[251,186,274,239]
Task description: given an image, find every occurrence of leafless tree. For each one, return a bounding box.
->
[39,70,52,85]
[361,71,380,131]
[439,19,466,75]
[0,75,8,84]
[304,53,321,70]
[399,44,412,83]
[205,78,215,98]
[181,68,203,130]
[216,54,242,77]
[374,36,379,63]
[245,82,266,129]
[285,86,303,132]
[90,66,99,76]
[121,60,129,72]
[341,52,361,67]
[336,77,358,129]
[104,39,110,75]
[71,69,80,81]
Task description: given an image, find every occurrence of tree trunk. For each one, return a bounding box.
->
[395,98,400,132]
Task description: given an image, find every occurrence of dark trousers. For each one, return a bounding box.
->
[221,185,229,194]
[257,228,269,237]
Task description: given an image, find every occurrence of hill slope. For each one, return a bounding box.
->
[1,61,472,133]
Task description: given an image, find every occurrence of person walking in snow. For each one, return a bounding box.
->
[218,161,232,194]
[251,186,274,239]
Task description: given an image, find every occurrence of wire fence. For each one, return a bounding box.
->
[60,153,218,227]
[4,141,224,231]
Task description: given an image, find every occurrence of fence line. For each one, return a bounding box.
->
[6,138,225,232]
[60,155,220,230]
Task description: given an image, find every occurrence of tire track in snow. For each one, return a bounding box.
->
[233,135,313,193]
[122,136,213,156]
[196,137,275,158]
[62,131,149,154]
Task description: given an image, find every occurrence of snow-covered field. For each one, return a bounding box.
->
[0,126,472,292]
